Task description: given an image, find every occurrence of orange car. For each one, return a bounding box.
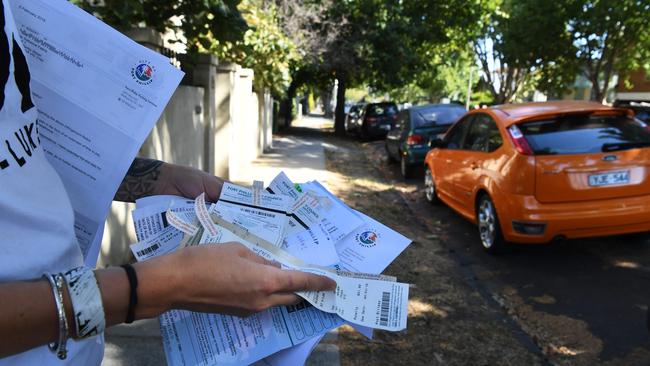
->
[423,101,650,253]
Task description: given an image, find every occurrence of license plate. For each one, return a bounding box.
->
[380,124,391,131]
[588,170,630,187]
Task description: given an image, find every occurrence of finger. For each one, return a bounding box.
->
[267,293,303,307]
[274,270,337,293]
[204,176,225,202]
[242,251,276,266]
[223,242,275,266]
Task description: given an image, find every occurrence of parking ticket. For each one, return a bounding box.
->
[208,213,409,332]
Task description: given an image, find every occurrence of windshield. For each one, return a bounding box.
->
[367,103,398,117]
[518,114,650,155]
[412,106,466,128]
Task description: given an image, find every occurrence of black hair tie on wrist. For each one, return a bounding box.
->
[120,264,138,324]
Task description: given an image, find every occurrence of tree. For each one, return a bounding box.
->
[278,0,484,135]
[73,0,249,51]
[275,0,365,133]
[470,0,539,104]
[208,0,300,96]
[566,0,650,102]
[509,0,650,103]
[75,0,299,97]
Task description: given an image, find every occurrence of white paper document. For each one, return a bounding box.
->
[10,0,184,266]
[129,176,412,365]
[215,182,290,247]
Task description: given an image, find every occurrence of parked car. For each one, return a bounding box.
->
[423,101,650,253]
[385,103,466,178]
[344,103,366,133]
[356,102,399,140]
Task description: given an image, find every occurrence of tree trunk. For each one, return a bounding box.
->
[281,81,298,128]
[589,76,605,103]
[334,76,347,136]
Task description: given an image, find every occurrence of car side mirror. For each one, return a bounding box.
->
[429,138,447,149]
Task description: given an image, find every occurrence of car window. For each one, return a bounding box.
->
[463,114,502,152]
[445,115,473,150]
[518,114,650,155]
[412,106,466,129]
[367,103,398,117]
[396,110,408,130]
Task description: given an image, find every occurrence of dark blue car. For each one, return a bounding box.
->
[385,103,466,178]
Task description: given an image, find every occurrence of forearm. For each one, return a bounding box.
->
[0,255,179,358]
[114,157,164,202]
[116,157,226,203]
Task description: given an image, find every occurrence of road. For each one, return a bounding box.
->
[362,138,650,365]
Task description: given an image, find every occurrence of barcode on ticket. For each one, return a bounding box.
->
[379,291,391,326]
[137,243,160,257]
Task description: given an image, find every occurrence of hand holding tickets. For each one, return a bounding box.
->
[129,172,412,366]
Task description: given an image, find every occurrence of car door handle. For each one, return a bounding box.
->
[445,159,452,164]
[470,162,479,170]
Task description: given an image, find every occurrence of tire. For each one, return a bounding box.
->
[424,166,440,204]
[476,194,508,254]
[400,155,414,179]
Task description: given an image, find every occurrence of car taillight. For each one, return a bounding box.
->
[406,134,425,146]
[366,117,378,125]
[507,125,534,155]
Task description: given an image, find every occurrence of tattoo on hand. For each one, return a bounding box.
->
[114,158,164,202]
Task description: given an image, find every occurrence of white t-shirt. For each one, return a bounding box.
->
[0,0,103,364]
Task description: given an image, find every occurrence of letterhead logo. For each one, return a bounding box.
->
[131,61,155,85]
[356,230,379,248]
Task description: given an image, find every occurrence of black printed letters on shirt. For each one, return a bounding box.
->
[0,1,40,171]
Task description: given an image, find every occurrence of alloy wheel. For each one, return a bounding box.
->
[478,198,496,249]
[424,168,435,202]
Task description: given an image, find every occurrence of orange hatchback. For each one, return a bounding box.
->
[423,101,650,253]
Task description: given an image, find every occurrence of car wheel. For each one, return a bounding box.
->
[476,194,507,254]
[400,155,414,179]
[424,167,439,204]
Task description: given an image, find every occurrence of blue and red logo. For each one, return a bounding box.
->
[357,230,379,247]
[131,61,155,85]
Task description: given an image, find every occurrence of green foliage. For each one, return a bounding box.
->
[501,0,650,102]
[73,0,296,96]
[344,88,369,103]
[567,0,650,101]
[209,0,299,95]
[73,0,248,49]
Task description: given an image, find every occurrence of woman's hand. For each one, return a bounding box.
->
[156,162,225,202]
[134,243,337,318]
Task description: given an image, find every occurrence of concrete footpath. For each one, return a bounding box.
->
[103,115,339,365]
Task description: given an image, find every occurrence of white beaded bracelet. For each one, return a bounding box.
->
[44,273,69,359]
[63,267,106,338]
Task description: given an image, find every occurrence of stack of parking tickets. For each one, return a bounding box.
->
[129,171,412,366]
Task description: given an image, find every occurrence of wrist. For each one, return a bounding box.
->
[132,251,185,319]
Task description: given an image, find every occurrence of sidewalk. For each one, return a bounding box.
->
[103,115,339,366]
[233,115,333,186]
